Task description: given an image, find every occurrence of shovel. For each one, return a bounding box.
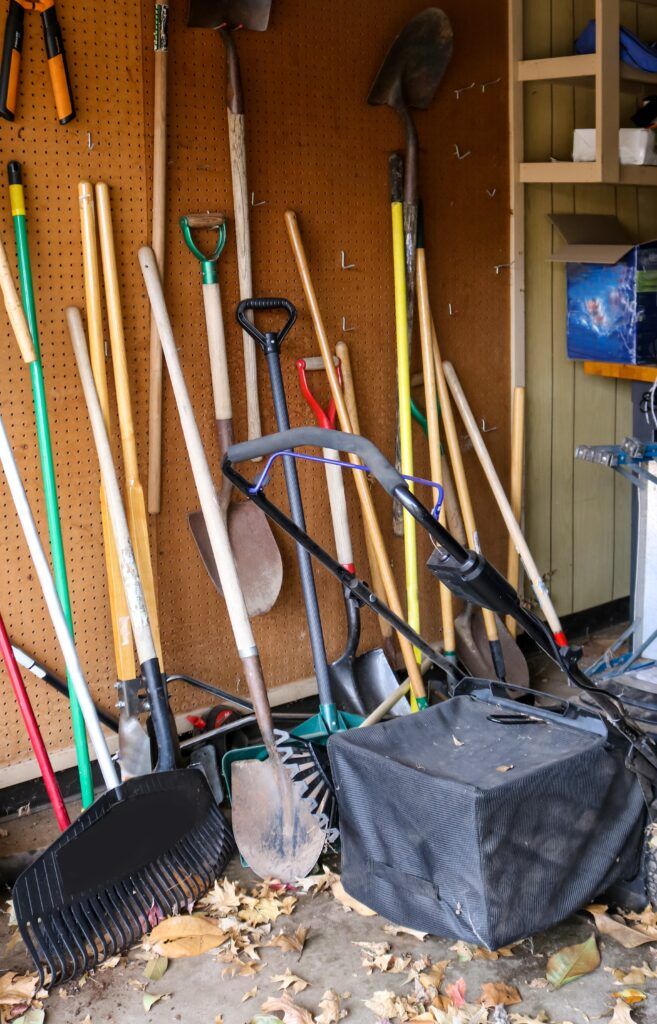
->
[140,246,325,882]
[296,355,409,718]
[181,212,282,617]
[186,0,272,446]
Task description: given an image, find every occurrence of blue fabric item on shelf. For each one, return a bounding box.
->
[576,20,657,73]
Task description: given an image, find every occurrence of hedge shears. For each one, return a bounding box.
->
[0,0,74,124]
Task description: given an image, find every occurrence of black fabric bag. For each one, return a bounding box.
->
[328,687,646,949]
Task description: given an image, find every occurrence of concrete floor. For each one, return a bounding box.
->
[2,630,657,1023]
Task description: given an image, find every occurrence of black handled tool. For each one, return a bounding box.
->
[0,0,74,124]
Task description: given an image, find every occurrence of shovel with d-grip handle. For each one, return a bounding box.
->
[8,160,93,807]
[0,0,74,123]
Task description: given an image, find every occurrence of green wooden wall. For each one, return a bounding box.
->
[523,0,657,615]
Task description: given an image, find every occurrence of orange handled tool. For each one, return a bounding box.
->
[0,0,74,124]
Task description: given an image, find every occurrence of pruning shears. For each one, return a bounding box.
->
[0,0,74,124]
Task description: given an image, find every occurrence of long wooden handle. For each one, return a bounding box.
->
[139,247,276,743]
[323,449,354,569]
[78,182,135,683]
[416,249,455,660]
[202,280,232,422]
[336,340,393,642]
[506,386,526,637]
[227,108,261,444]
[430,327,501,648]
[443,362,565,642]
[0,233,35,363]
[147,0,169,515]
[0,392,118,789]
[285,210,426,703]
[95,183,163,667]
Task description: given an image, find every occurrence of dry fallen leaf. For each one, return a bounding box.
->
[450,941,475,962]
[202,878,243,916]
[293,867,338,895]
[143,956,168,981]
[143,992,164,1012]
[586,905,657,949]
[384,924,428,942]
[606,962,657,985]
[444,977,467,1008]
[268,926,309,955]
[624,905,657,929]
[12,1009,45,1024]
[510,1015,549,1024]
[315,989,346,1024]
[215,1016,224,1024]
[331,880,376,916]
[147,915,227,958]
[609,1003,637,1024]
[271,969,309,994]
[261,992,315,1024]
[353,940,390,957]
[0,973,45,1009]
[418,960,449,991]
[528,979,548,990]
[613,989,646,1006]
[98,954,122,971]
[546,933,600,988]
[479,983,522,1008]
[242,987,258,1002]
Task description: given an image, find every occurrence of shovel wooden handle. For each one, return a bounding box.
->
[323,450,354,570]
[95,183,163,668]
[285,210,427,705]
[0,233,34,363]
[443,362,566,644]
[139,246,276,750]
[506,386,525,637]
[203,280,232,422]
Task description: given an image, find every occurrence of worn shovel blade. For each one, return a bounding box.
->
[330,649,411,718]
[186,0,271,30]
[231,757,325,881]
[189,499,283,617]
[455,606,530,687]
[368,8,453,110]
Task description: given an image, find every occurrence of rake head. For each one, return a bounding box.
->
[13,770,234,988]
[275,731,339,845]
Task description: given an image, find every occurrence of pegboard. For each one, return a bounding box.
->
[0,0,510,775]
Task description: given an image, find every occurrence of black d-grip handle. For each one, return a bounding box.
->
[236,298,297,349]
[224,426,406,497]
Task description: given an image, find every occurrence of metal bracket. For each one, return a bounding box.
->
[115,676,150,714]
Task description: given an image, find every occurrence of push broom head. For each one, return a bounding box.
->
[12,769,234,988]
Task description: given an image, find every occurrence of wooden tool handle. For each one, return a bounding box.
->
[323,449,354,569]
[506,385,526,637]
[185,212,226,229]
[416,249,455,659]
[0,234,34,363]
[227,109,261,443]
[202,281,232,422]
[335,341,393,642]
[443,362,564,640]
[285,211,426,703]
[147,1,169,515]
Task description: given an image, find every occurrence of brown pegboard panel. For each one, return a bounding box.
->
[1,0,510,773]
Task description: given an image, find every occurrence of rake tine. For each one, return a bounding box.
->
[189,830,216,889]
[174,841,203,902]
[100,890,131,950]
[157,852,183,907]
[142,863,176,917]
[20,922,46,989]
[162,847,190,903]
[180,836,211,893]
[51,910,83,980]
[198,819,222,862]
[39,915,67,986]
[89,894,120,956]
[60,907,90,976]
[71,903,101,970]
[121,876,151,925]
[111,884,141,946]
[79,900,107,966]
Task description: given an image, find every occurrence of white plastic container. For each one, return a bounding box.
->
[573,127,657,165]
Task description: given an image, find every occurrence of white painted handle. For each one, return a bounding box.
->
[0,235,35,363]
[227,109,261,442]
[443,361,564,638]
[0,405,118,790]
[323,447,353,568]
[139,247,258,659]
[202,281,232,421]
[67,308,159,668]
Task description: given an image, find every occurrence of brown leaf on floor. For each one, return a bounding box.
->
[331,880,376,916]
[609,1003,637,1024]
[98,954,122,971]
[293,867,339,895]
[268,925,309,955]
[353,941,390,957]
[143,992,165,1012]
[222,961,264,979]
[624,905,657,929]
[261,992,315,1024]
[613,989,646,1005]
[444,977,467,1008]
[383,924,428,942]
[315,989,347,1024]
[12,1009,45,1024]
[546,933,600,988]
[509,1014,550,1024]
[242,986,258,1002]
[363,989,399,1019]
[201,878,243,916]
[143,956,168,981]
[271,969,309,994]
[450,941,475,962]
[418,961,449,991]
[0,972,46,1015]
[450,941,516,962]
[215,1015,224,1024]
[586,905,657,949]
[146,915,228,958]
[240,896,298,927]
[605,962,657,985]
[479,983,522,1008]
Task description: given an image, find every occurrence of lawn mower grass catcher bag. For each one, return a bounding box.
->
[328,688,646,949]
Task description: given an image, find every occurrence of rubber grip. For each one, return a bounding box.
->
[0,1,23,121]
[236,297,297,348]
[225,426,406,497]
[41,7,74,124]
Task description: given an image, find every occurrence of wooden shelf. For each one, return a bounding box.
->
[517,54,657,91]
[519,160,657,184]
[584,361,657,383]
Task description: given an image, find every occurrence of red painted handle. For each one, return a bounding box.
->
[295,357,340,429]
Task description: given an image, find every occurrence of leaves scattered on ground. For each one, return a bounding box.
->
[546,933,600,988]
[586,903,657,948]
[0,973,46,1023]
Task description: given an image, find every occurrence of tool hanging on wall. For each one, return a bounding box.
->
[0,610,71,831]
[296,355,410,718]
[78,181,150,780]
[147,0,169,514]
[7,160,93,807]
[139,247,325,882]
[0,0,74,123]
[181,212,283,616]
[186,0,272,452]
[368,7,453,532]
[285,209,434,706]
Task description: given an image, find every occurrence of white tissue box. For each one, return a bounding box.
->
[573,128,657,165]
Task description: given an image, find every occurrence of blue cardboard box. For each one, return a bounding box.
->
[549,214,657,364]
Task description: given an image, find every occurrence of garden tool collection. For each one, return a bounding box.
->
[0,0,74,124]
[181,211,283,616]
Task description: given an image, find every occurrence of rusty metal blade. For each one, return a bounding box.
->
[456,606,530,687]
[186,0,271,30]
[231,757,326,881]
[368,8,453,110]
[189,499,283,617]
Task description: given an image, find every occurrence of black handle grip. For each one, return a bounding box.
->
[236,297,297,349]
[225,426,406,497]
[0,0,24,122]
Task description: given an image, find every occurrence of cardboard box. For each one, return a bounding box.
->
[549,214,657,364]
[573,128,657,165]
